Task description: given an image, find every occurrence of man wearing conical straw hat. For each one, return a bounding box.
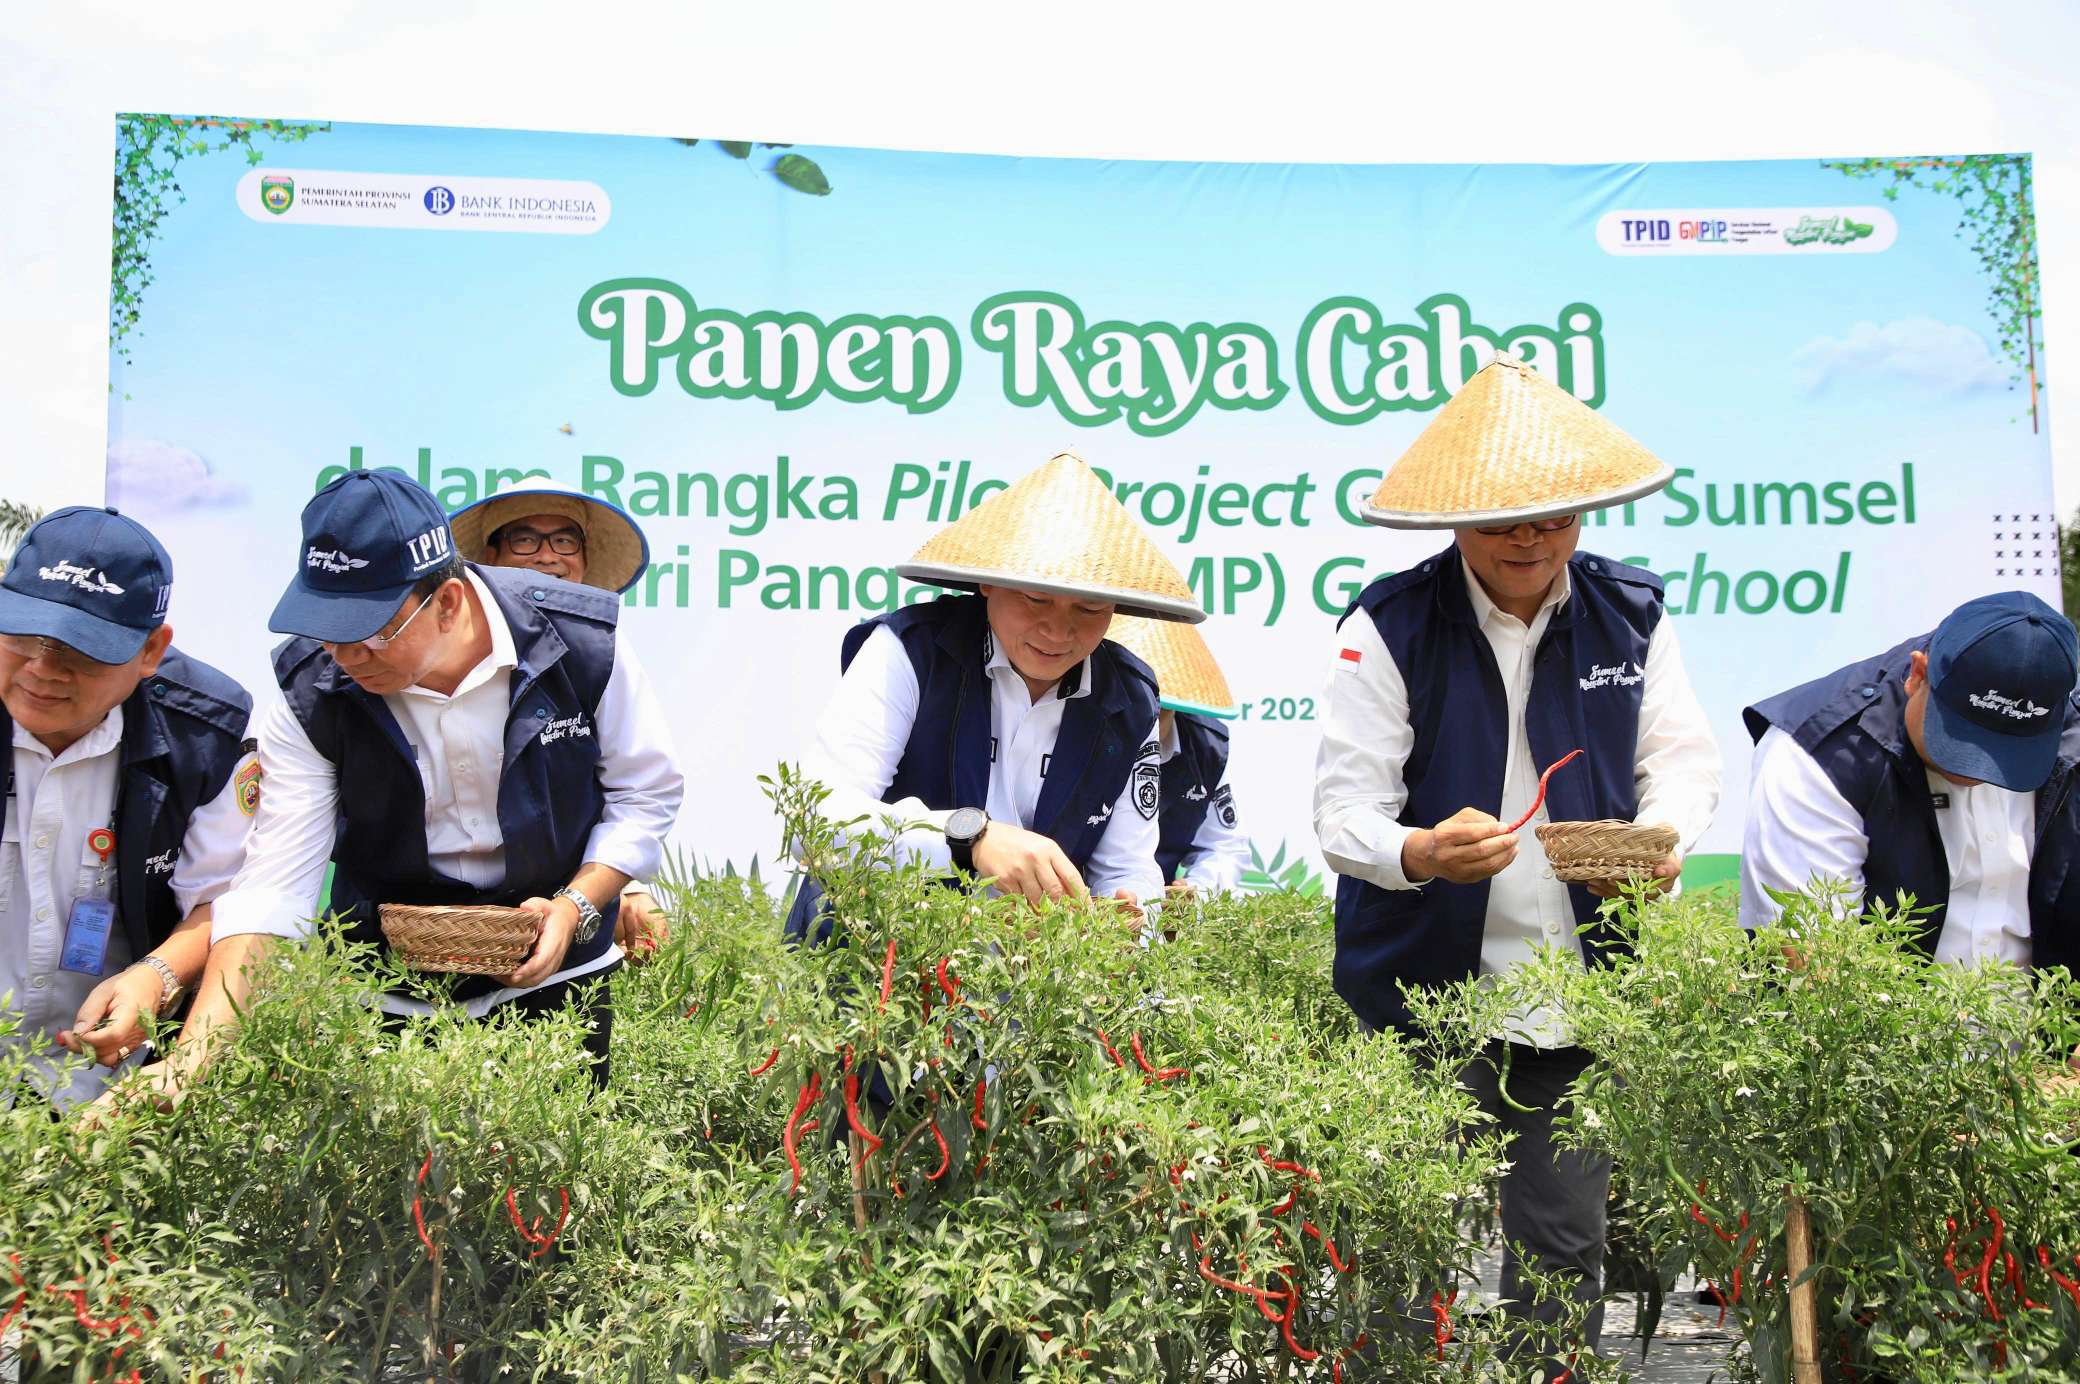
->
[1104,615,1250,896]
[786,451,1196,938]
[1313,353,1721,1368]
[451,477,670,963]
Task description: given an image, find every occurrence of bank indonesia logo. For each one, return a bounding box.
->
[260,175,295,215]
[423,186,456,215]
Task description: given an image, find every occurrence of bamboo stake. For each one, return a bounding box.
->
[1784,1192,1821,1384]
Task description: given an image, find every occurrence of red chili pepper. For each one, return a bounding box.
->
[1279,1283,1320,1360]
[1944,1215,1964,1286]
[1259,1147,1321,1181]
[1302,1221,1351,1273]
[782,1072,823,1195]
[2003,1250,2046,1311]
[844,1072,883,1166]
[1094,1028,1125,1068]
[936,956,962,1007]
[924,1119,951,1181]
[2036,1246,2080,1311]
[1128,1031,1189,1082]
[1978,1205,2005,1322]
[504,1185,571,1259]
[1704,1280,1726,1327]
[412,1151,438,1258]
[1504,748,1583,833]
[748,1048,781,1078]
[1430,1289,1456,1360]
[1267,1188,1296,1216]
[972,1077,989,1132]
[878,939,897,1011]
[1196,1253,1280,1316]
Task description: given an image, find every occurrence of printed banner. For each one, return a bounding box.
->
[107,118,2053,890]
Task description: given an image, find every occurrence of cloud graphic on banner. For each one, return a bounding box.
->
[1791,318,2009,396]
[106,439,248,512]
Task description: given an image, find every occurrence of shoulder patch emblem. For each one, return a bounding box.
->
[1212,782,1237,829]
[234,757,263,817]
[1132,760,1161,820]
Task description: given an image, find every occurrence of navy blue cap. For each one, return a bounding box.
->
[0,507,173,663]
[269,471,457,642]
[1921,591,2079,791]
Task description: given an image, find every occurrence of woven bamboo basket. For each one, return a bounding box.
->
[1535,820,1679,883]
[379,903,539,975]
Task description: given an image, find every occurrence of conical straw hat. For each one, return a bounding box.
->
[1105,614,1239,718]
[449,476,650,594]
[897,451,1204,623]
[1362,353,1674,529]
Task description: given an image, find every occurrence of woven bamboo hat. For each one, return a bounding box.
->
[1362,352,1674,529]
[1105,615,1239,718]
[896,451,1204,623]
[449,477,650,594]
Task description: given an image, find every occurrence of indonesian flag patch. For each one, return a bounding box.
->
[1337,647,1363,669]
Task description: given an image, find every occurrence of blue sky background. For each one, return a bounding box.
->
[105,122,2052,865]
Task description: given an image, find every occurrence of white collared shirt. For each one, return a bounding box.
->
[1739,727,2034,966]
[1163,715,1251,894]
[2,706,252,1108]
[800,622,1165,902]
[210,571,685,1016]
[1313,557,1722,1038]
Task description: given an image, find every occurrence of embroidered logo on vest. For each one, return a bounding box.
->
[1086,802,1113,827]
[144,847,177,876]
[538,713,594,746]
[1579,660,1644,692]
[1184,784,1209,802]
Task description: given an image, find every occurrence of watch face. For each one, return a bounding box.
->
[946,807,987,844]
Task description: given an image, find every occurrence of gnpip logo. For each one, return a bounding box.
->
[423,186,455,215]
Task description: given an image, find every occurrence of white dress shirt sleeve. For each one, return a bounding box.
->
[1312,612,1423,891]
[1630,618,1723,855]
[168,741,259,917]
[209,696,341,943]
[579,635,685,885]
[797,625,955,868]
[1179,768,1252,894]
[1739,726,1869,928]
[1083,720,1166,903]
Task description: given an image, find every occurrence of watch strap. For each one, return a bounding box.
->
[553,886,603,944]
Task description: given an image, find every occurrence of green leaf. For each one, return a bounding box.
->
[719,140,753,160]
[772,153,832,196]
[671,137,700,147]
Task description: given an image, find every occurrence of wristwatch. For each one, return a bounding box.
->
[945,807,990,874]
[136,955,185,1016]
[552,886,603,944]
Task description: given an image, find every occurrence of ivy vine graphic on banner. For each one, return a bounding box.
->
[1826,154,2043,429]
[672,139,833,196]
[112,115,332,365]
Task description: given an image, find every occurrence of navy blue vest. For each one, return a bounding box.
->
[784,594,1161,941]
[2,650,251,968]
[1156,713,1233,885]
[1743,636,2080,972]
[273,565,621,999]
[1331,549,1665,1033]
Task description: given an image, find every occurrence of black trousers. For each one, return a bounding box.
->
[382,964,618,1090]
[1460,1040,1611,1354]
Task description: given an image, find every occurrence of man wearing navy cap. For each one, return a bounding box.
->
[1741,591,2080,971]
[191,471,682,1086]
[0,507,254,1109]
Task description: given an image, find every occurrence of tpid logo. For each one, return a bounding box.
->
[1613,217,1726,244]
[423,186,456,215]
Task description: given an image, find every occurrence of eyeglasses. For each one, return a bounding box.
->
[497,527,584,556]
[0,633,121,675]
[356,594,434,651]
[1471,515,1578,537]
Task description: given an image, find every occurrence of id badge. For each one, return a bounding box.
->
[59,897,117,976]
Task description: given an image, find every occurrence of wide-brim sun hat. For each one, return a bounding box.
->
[895,450,1203,623]
[1362,352,1675,529]
[1104,614,1239,718]
[449,477,650,594]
